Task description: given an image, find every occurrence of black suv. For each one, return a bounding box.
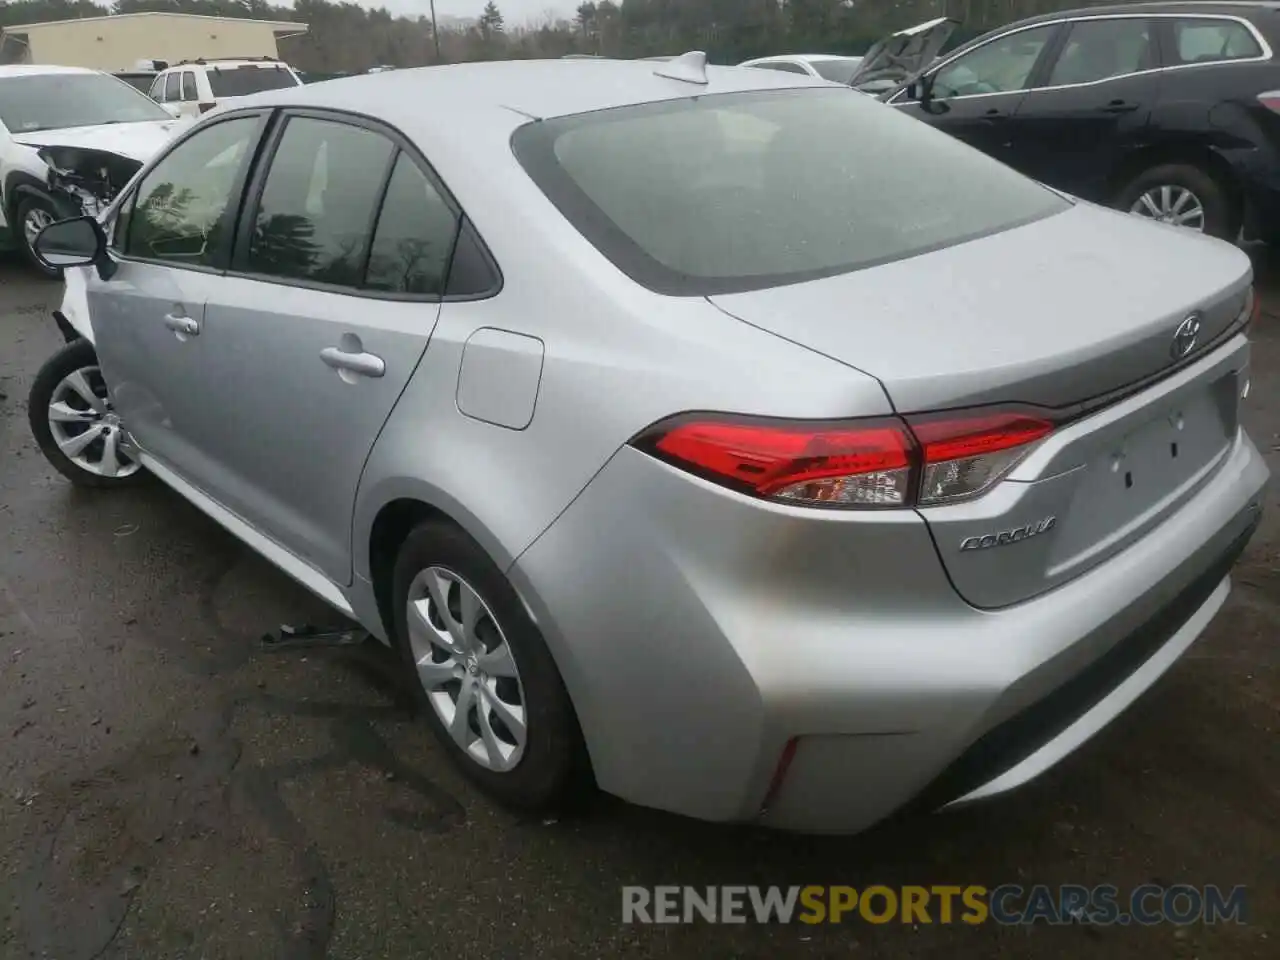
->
[882,3,1280,242]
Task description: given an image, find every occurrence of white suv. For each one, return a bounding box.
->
[148,57,302,119]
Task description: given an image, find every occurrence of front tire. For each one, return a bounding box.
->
[1115,163,1238,240]
[15,195,63,280]
[28,338,144,488]
[391,519,591,812]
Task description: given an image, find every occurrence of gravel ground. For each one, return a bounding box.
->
[1,249,1277,959]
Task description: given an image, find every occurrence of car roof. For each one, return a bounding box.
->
[236,57,827,130]
[0,65,98,79]
[997,0,1280,27]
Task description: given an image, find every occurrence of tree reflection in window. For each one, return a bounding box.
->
[126,116,256,266]
[365,153,459,296]
[246,116,393,287]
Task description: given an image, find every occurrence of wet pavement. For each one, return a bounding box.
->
[1,249,1278,959]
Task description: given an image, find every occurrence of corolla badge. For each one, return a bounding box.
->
[1171,314,1201,360]
[960,516,1056,552]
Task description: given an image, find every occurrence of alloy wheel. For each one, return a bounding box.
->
[1128,185,1205,231]
[22,206,54,247]
[406,566,528,772]
[46,366,141,479]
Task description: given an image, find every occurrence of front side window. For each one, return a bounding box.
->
[1171,18,1263,65]
[365,154,459,295]
[513,87,1068,296]
[0,72,172,133]
[245,116,393,287]
[148,75,164,100]
[931,25,1055,98]
[1048,18,1154,85]
[207,65,300,98]
[125,116,258,266]
[182,72,198,101]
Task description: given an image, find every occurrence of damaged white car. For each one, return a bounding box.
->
[0,65,190,277]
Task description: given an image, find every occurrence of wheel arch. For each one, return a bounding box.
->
[4,170,51,223]
[1107,142,1244,220]
[359,480,520,645]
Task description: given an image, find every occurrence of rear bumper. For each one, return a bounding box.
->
[510,428,1268,834]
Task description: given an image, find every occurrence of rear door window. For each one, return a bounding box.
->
[207,65,299,97]
[242,116,394,287]
[1047,18,1155,85]
[163,72,180,102]
[1170,18,1263,64]
[181,71,198,101]
[512,87,1068,296]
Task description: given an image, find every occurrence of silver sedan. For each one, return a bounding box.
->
[29,53,1268,834]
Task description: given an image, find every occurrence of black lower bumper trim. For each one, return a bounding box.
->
[903,511,1262,816]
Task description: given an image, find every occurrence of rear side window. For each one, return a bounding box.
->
[752,61,808,75]
[365,153,459,296]
[208,65,299,97]
[163,72,180,102]
[181,71,198,101]
[1170,18,1263,64]
[512,87,1068,296]
[245,116,394,287]
[811,59,862,83]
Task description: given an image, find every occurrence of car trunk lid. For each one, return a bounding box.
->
[709,203,1253,607]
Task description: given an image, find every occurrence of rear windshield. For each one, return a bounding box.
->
[811,58,862,83]
[512,87,1069,295]
[207,65,300,97]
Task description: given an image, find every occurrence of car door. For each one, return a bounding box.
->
[190,111,459,584]
[1000,15,1160,199]
[892,23,1060,158]
[86,112,269,482]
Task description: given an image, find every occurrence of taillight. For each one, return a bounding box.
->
[1258,90,1280,113]
[633,407,1055,509]
[907,410,1055,505]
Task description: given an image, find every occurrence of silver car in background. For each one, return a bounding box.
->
[29,54,1268,833]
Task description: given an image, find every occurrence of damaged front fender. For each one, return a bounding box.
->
[37,145,143,219]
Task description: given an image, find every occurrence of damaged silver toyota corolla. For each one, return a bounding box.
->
[0,64,190,277]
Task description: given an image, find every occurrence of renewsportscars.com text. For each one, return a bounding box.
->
[622,884,1248,926]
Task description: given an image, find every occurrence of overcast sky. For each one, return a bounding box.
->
[326,0,574,25]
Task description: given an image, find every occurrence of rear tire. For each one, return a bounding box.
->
[390,519,591,813]
[28,338,145,489]
[1115,163,1239,240]
[15,195,63,280]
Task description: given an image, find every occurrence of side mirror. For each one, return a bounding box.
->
[33,215,115,280]
[909,73,935,102]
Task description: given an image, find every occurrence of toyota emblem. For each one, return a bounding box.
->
[1172,314,1201,359]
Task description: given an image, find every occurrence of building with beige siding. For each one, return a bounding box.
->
[0,12,308,72]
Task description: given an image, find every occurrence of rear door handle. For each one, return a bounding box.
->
[320,346,385,379]
[163,313,200,337]
[1101,100,1139,113]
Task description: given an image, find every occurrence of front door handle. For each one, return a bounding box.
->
[1101,99,1139,113]
[320,346,386,379]
[163,313,200,337]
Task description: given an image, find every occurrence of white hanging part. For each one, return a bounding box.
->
[653,51,709,86]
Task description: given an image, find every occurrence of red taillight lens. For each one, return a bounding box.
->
[643,415,916,507]
[634,407,1056,509]
[1258,90,1280,113]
